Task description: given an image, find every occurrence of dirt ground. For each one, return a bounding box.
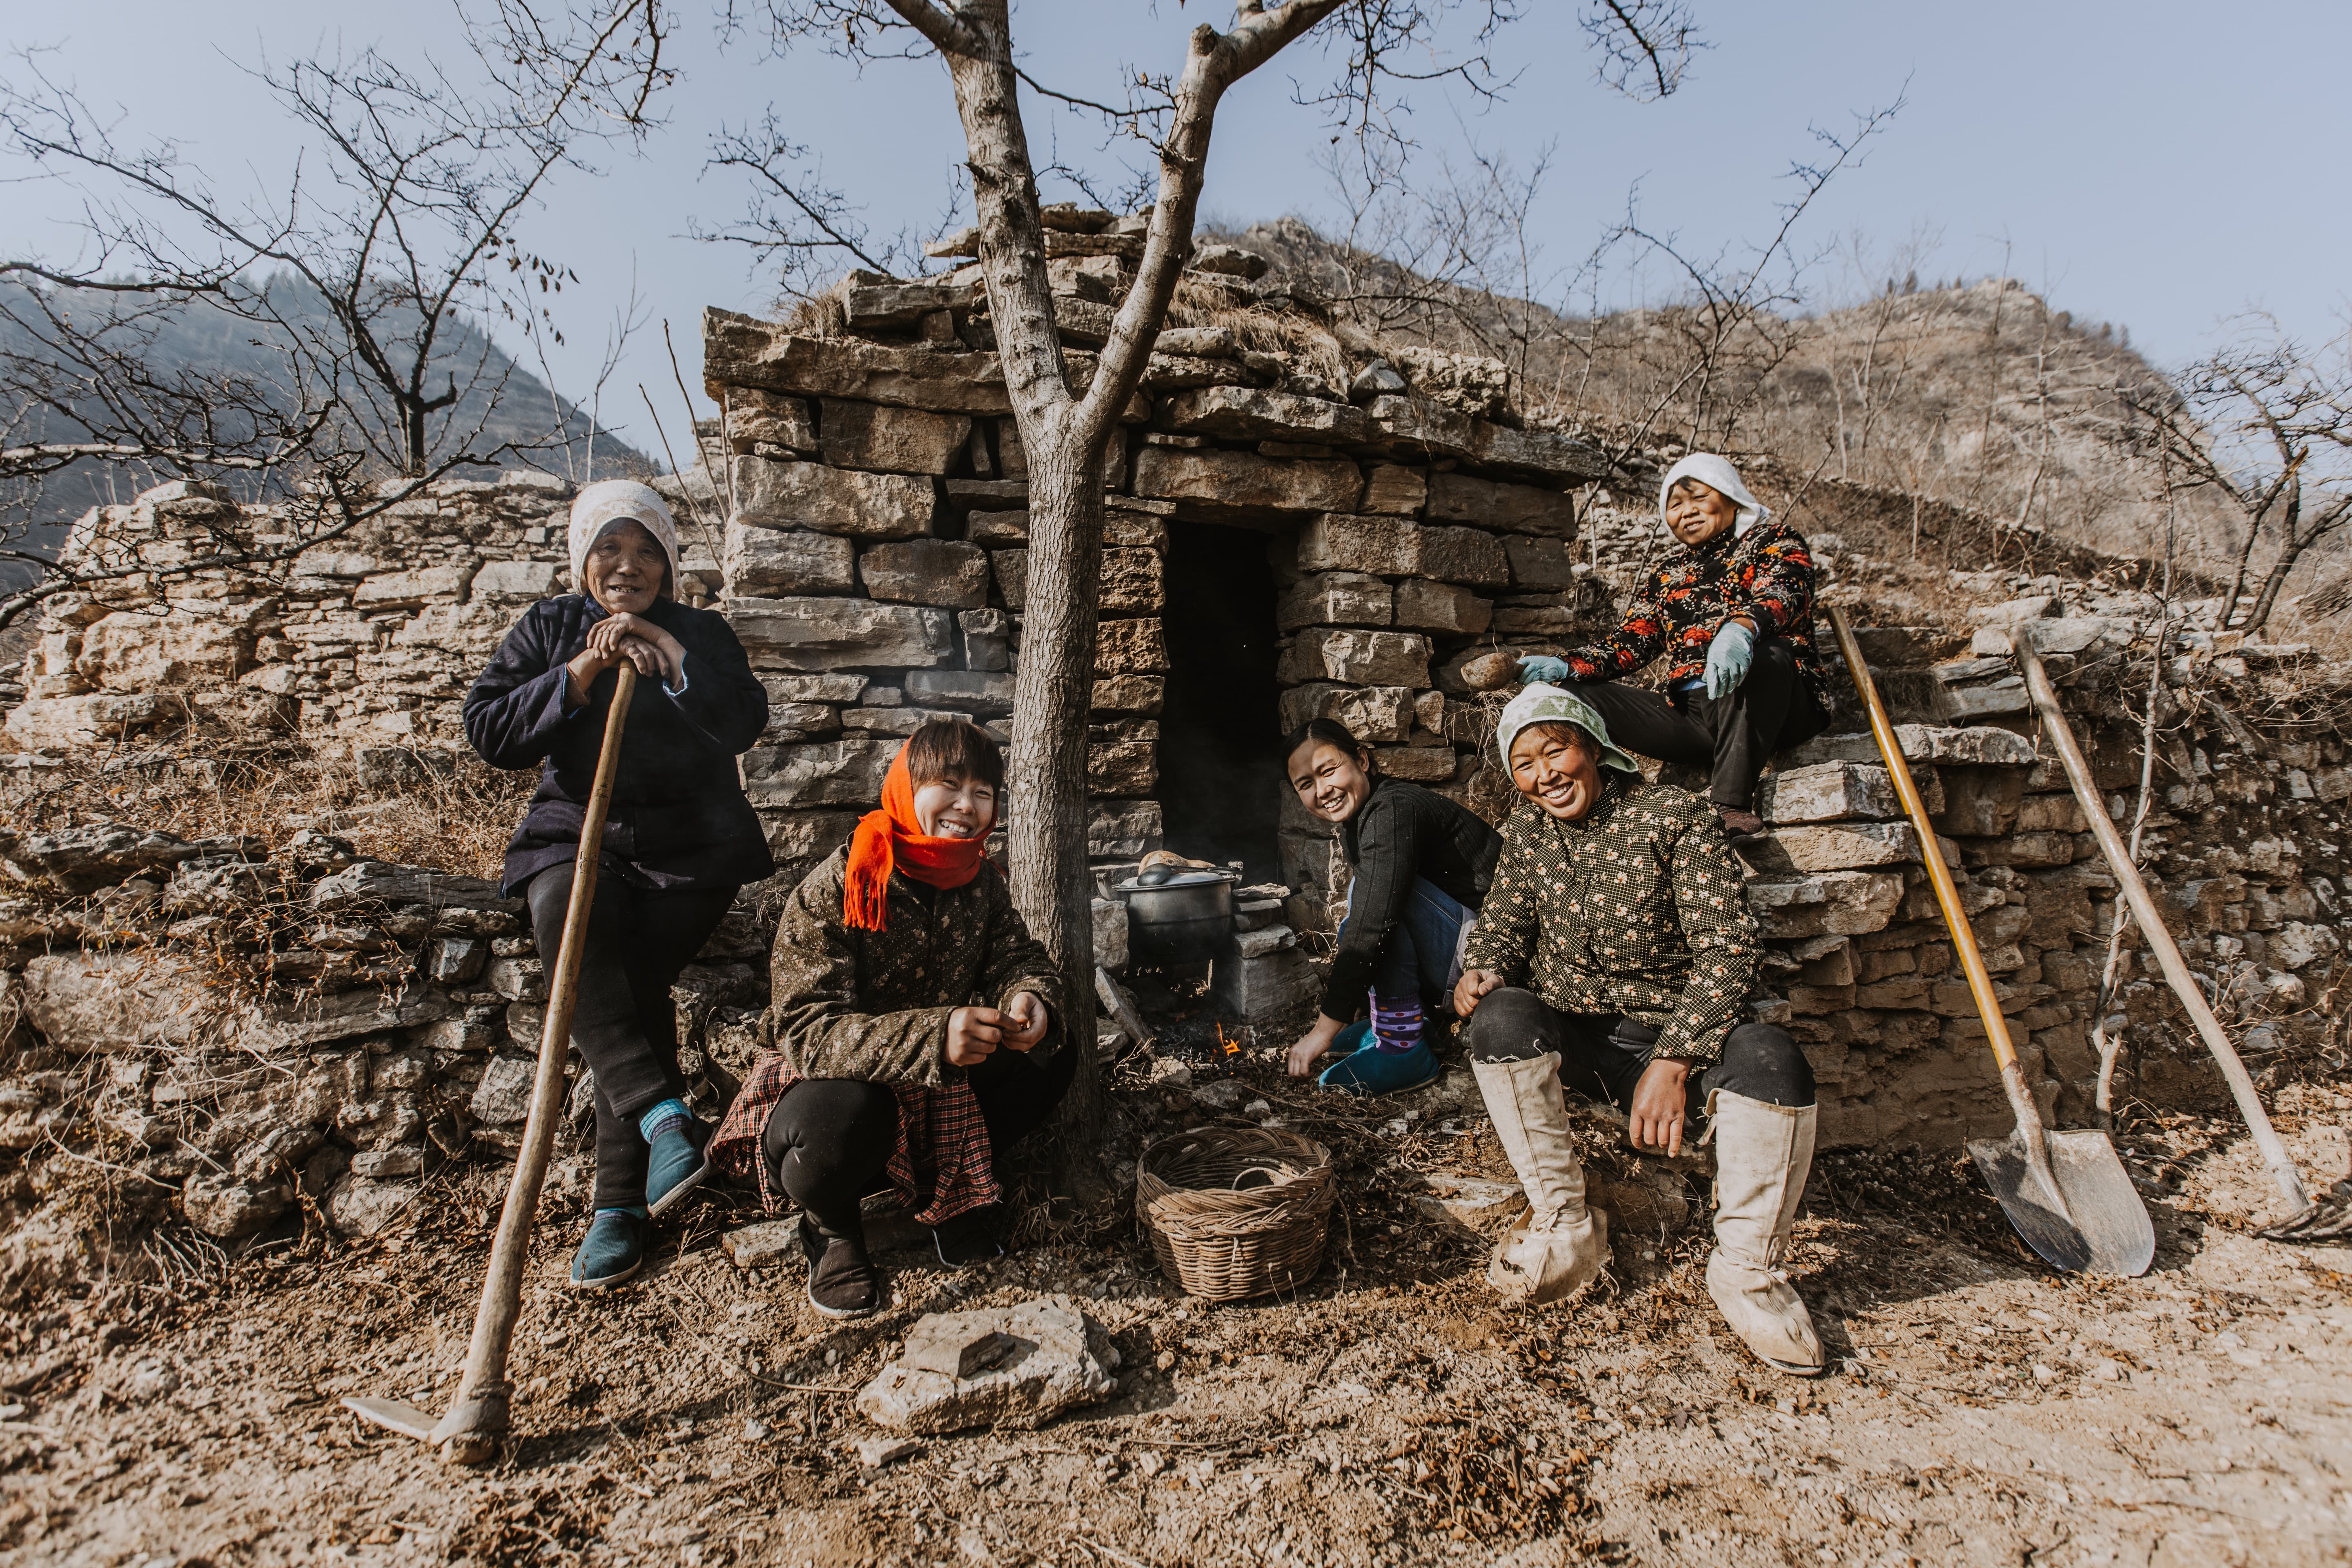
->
[4,1055,2350,1568]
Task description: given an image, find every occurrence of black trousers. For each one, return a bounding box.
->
[760,1044,1079,1236]
[525,860,736,1209]
[1577,639,1829,810]
[1461,987,1815,1121]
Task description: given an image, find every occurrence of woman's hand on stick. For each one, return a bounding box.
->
[565,637,664,704]
[587,612,684,686]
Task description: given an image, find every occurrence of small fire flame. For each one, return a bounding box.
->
[1216,1024,1240,1058]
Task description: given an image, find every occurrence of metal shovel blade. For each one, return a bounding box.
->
[1967,1129,2154,1277]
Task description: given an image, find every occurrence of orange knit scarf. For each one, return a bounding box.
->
[841,743,996,932]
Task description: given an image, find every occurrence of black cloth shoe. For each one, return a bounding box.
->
[1716,804,1768,841]
[799,1214,881,1319]
[932,1205,1006,1267]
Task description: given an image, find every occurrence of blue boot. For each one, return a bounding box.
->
[645,1116,712,1218]
[1318,1038,1440,1096]
[1325,1019,1374,1060]
[569,1209,650,1290]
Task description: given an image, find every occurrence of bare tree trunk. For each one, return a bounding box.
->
[2241,551,2298,637]
[911,0,1341,1195]
[932,10,1111,1178]
[2220,513,2264,630]
[2241,499,2350,635]
[1008,450,1110,1178]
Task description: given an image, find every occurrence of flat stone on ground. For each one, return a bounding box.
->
[855,1296,1116,1434]
[856,1436,922,1468]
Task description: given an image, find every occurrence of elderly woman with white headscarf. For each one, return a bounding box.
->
[1517,454,1827,838]
[463,478,772,1289]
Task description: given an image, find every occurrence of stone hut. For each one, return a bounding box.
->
[694,238,1629,1017]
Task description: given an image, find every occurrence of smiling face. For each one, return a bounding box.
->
[583,519,670,615]
[1508,722,1607,822]
[911,771,998,840]
[1288,739,1374,825]
[1664,478,1741,548]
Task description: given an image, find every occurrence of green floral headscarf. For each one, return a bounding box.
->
[1494,683,1641,774]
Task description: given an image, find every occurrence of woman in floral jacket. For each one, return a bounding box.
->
[709,717,1067,1319]
[1518,454,1827,837]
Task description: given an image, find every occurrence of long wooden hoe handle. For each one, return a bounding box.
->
[432,661,639,1461]
[1827,608,2070,1213]
[2009,630,2312,1215]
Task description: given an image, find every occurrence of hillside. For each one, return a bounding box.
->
[1225,218,2258,608]
[0,276,652,577]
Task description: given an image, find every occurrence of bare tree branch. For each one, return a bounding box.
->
[1580,0,1702,101]
[0,4,673,621]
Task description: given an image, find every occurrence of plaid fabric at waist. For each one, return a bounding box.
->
[709,1051,1000,1226]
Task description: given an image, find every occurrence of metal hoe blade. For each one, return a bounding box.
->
[343,1396,440,1442]
[1967,1129,2154,1276]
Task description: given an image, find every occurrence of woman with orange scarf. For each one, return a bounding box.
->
[708,717,1067,1317]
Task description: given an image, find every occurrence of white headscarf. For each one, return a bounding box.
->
[1658,453,1771,537]
[1494,684,1641,775]
[567,479,682,595]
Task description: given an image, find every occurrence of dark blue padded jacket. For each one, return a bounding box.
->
[463,594,774,895]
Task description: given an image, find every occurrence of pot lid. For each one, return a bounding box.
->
[1113,869,1235,892]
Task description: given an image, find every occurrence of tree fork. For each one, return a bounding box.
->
[913,0,1350,1194]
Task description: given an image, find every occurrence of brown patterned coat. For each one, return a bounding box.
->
[763,846,1064,1083]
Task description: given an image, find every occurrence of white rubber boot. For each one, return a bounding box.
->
[1704,1089,1824,1376]
[1470,1053,1610,1305]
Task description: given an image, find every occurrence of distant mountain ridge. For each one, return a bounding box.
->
[2,274,650,558]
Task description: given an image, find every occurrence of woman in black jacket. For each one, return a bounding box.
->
[1283,718,1501,1096]
[463,479,772,1289]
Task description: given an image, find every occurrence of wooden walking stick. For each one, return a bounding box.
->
[2009,628,2320,1226]
[345,662,639,1462]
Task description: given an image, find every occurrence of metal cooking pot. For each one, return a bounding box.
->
[1113,869,1237,965]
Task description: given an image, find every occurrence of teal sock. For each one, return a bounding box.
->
[637,1098,693,1142]
[595,1205,649,1220]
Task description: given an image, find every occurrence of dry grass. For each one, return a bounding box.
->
[2,728,535,882]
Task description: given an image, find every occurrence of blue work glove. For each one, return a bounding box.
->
[1517,655,1572,685]
[1703,622,1755,700]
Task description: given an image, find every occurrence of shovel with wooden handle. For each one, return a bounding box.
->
[1828,608,2152,1275]
[2007,628,2336,1239]
[344,660,639,1463]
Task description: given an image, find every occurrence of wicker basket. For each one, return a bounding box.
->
[1135,1127,1335,1302]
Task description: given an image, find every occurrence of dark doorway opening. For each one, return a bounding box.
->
[1157,521,1285,882]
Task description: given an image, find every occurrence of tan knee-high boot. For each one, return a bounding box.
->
[1470,1053,1609,1305]
[1704,1088,1823,1376]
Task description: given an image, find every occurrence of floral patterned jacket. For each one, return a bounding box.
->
[1561,517,1822,694]
[1461,778,1761,1066]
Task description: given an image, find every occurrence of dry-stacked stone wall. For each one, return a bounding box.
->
[1,470,730,757]
[7,241,2349,1231]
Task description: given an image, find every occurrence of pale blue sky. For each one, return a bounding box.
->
[8,1,2346,459]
